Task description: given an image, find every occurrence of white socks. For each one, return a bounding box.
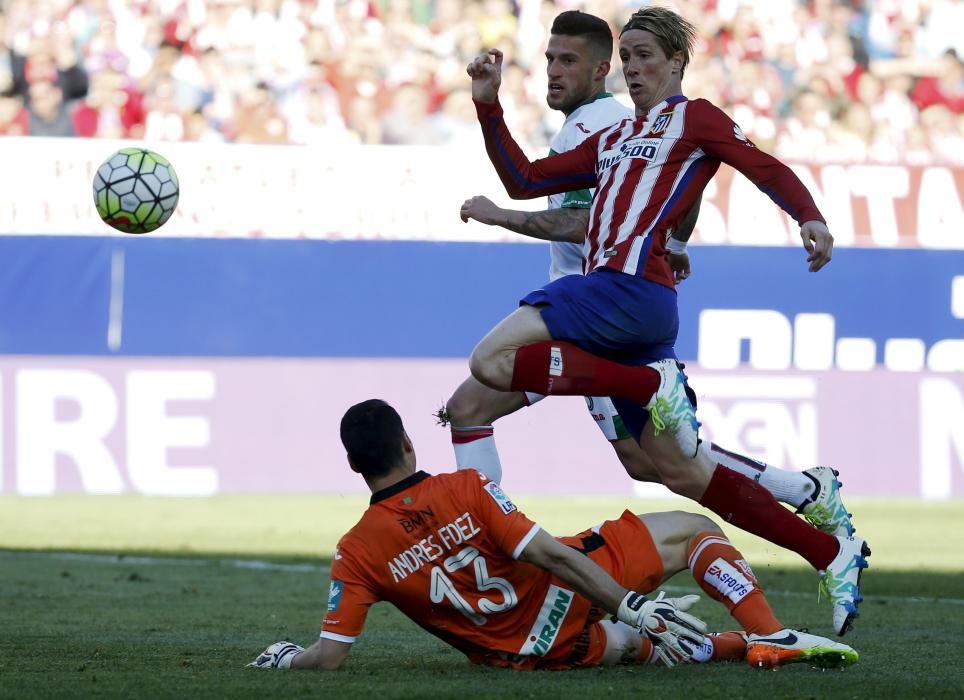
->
[703,442,816,508]
[451,426,503,484]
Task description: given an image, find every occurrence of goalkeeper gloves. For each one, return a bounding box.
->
[617,591,708,667]
[247,641,304,669]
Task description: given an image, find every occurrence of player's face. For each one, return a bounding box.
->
[619,29,682,113]
[545,34,605,112]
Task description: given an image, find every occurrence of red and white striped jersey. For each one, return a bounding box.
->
[476,95,825,288]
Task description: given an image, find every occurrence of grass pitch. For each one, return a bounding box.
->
[1,496,963,699]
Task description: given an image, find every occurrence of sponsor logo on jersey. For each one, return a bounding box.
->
[649,112,673,135]
[549,346,564,376]
[576,122,591,134]
[398,506,437,534]
[599,137,662,171]
[484,481,517,515]
[704,558,755,605]
[327,580,344,612]
[519,585,574,657]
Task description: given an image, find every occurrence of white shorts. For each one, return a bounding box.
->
[584,396,633,442]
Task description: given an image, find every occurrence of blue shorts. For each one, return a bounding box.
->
[520,268,680,442]
[521,268,678,366]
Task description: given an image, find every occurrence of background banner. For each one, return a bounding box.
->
[0,138,960,248]
[0,357,960,499]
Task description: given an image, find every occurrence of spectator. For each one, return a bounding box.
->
[0,0,958,163]
[26,79,75,137]
[0,93,27,135]
[912,49,964,113]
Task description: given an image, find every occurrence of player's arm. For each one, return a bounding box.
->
[468,49,599,199]
[292,638,351,670]
[666,199,701,282]
[249,638,351,671]
[518,528,706,665]
[459,195,588,243]
[249,544,377,672]
[518,529,626,611]
[694,100,833,272]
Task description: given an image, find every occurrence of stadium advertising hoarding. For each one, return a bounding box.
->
[0,359,960,499]
[0,239,961,499]
[0,138,961,248]
[0,140,960,498]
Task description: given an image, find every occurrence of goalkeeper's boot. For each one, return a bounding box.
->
[821,535,871,636]
[746,629,858,669]
[797,466,855,537]
[645,359,699,458]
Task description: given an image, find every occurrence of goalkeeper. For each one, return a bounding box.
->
[250,400,857,672]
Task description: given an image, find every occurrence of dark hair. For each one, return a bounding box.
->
[551,10,614,61]
[620,7,697,78]
[340,399,405,477]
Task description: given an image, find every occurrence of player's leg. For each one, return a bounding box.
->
[605,407,852,535]
[441,375,530,484]
[580,619,746,667]
[468,274,698,457]
[586,396,661,482]
[704,442,855,537]
[637,511,859,669]
[625,407,870,636]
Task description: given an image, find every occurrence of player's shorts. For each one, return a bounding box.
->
[539,510,665,670]
[584,396,633,442]
[520,267,678,367]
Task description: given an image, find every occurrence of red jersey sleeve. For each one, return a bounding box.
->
[320,537,381,643]
[475,98,599,200]
[464,471,541,559]
[689,99,825,226]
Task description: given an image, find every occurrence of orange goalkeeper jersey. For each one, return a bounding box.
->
[321,469,595,666]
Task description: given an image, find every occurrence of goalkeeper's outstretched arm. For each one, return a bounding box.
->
[248,637,351,671]
[292,638,351,670]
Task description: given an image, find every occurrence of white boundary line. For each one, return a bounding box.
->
[2,550,963,606]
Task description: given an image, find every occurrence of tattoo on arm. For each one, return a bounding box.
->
[505,207,589,243]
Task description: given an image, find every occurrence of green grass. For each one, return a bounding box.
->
[1,496,963,698]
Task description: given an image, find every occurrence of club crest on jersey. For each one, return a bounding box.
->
[484,481,517,514]
[599,137,661,171]
[649,112,673,135]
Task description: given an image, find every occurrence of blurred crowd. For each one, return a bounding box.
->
[1,0,962,164]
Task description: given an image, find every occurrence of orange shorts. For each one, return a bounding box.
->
[536,510,664,669]
[558,509,665,594]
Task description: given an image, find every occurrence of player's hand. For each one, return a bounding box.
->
[617,591,707,667]
[668,250,691,283]
[800,220,833,272]
[466,48,503,103]
[247,641,304,669]
[460,195,503,225]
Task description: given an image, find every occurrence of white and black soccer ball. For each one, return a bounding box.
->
[93,147,179,234]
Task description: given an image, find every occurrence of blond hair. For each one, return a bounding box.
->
[620,7,697,77]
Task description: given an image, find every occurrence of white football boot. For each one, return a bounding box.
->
[645,359,699,458]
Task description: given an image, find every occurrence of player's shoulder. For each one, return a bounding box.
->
[432,468,491,493]
[683,97,730,120]
[569,96,633,133]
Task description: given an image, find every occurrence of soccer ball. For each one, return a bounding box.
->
[93,147,179,234]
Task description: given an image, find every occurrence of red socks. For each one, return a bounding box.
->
[699,466,839,571]
[510,341,660,403]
